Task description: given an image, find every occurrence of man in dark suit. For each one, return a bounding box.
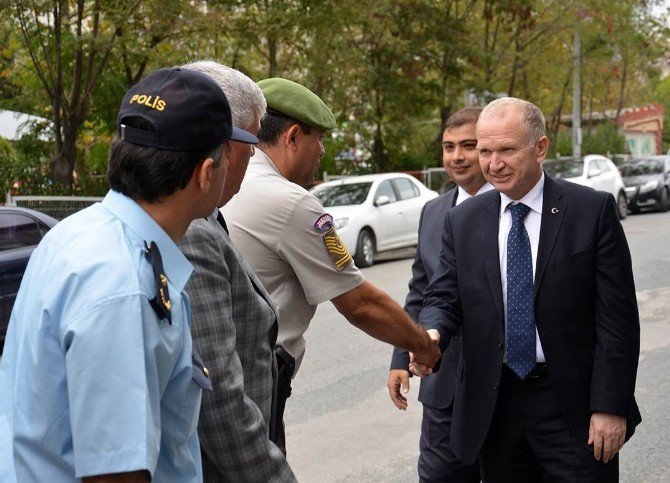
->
[388,108,490,482]
[415,97,641,481]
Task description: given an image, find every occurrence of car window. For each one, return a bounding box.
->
[588,160,604,176]
[375,180,398,203]
[0,213,43,251]
[313,182,373,207]
[542,159,584,179]
[620,160,663,176]
[393,178,419,200]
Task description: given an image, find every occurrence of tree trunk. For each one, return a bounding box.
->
[268,35,277,77]
[614,58,627,126]
[373,121,388,173]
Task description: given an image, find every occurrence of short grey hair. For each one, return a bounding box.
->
[181,60,266,131]
[479,97,546,145]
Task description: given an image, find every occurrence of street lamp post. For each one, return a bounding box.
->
[572,29,582,159]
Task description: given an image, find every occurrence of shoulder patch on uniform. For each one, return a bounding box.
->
[322,226,352,271]
[314,213,334,231]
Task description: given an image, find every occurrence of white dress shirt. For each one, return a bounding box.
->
[498,172,546,363]
[456,182,494,206]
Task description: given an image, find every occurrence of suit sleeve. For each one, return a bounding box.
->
[590,194,640,417]
[390,204,429,370]
[418,209,462,353]
[181,223,295,483]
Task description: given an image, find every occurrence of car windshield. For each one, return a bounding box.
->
[313,182,373,207]
[542,159,584,179]
[620,160,663,176]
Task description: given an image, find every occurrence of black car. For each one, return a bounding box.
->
[0,206,59,354]
[620,156,670,214]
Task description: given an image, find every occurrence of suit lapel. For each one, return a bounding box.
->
[534,175,567,297]
[448,188,458,208]
[481,194,505,321]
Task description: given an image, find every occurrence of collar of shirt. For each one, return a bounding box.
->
[456,182,495,206]
[498,171,545,218]
[249,148,282,177]
[101,190,193,293]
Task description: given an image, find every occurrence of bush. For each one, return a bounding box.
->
[582,123,626,155]
[553,123,627,158]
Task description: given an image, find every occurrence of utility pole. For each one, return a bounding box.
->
[572,29,582,159]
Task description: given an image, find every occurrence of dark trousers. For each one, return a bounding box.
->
[480,364,618,483]
[273,346,295,455]
[419,403,481,483]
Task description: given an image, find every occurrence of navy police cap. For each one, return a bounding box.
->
[117,67,258,151]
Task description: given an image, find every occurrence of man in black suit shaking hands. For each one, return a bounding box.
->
[415,97,641,482]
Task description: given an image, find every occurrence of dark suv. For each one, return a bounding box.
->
[1,207,59,354]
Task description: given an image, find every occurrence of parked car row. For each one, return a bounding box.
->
[543,153,670,217]
[0,207,59,354]
[542,155,629,219]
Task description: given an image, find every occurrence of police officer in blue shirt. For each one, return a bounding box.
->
[0,67,258,482]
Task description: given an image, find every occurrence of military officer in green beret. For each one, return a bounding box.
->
[222,78,441,452]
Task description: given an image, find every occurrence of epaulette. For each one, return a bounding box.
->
[144,241,172,324]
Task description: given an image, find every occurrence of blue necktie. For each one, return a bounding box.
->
[506,203,536,379]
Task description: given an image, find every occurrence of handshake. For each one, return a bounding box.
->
[387,328,442,411]
[409,329,442,377]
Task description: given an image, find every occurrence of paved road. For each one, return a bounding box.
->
[284,210,670,482]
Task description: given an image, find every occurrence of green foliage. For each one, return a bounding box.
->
[554,123,627,158]
[582,123,627,156]
[0,133,57,196]
[1,0,667,192]
[554,131,573,158]
[0,137,17,194]
[652,76,670,151]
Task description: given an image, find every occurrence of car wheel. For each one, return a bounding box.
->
[354,229,375,268]
[658,188,669,213]
[616,192,628,220]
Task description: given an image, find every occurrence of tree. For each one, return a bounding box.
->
[11,0,142,192]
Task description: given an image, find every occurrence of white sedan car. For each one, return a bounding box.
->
[542,154,628,219]
[311,173,438,267]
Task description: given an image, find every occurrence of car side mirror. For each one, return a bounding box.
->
[374,195,391,206]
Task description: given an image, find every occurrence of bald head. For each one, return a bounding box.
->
[479,97,546,146]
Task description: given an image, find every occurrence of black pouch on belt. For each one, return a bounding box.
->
[273,346,295,452]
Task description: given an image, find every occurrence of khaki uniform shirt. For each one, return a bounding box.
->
[222,149,365,374]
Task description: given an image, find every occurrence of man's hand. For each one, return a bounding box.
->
[588,412,627,463]
[409,329,441,377]
[387,369,411,410]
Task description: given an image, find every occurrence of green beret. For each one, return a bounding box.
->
[258,78,336,131]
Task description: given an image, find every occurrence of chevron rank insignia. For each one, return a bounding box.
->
[322,226,352,271]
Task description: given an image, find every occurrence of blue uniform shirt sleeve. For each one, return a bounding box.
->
[62,295,163,478]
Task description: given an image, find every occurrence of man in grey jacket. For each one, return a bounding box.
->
[179,61,296,482]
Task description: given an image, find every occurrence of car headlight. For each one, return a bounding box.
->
[333,217,349,230]
[639,180,659,194]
